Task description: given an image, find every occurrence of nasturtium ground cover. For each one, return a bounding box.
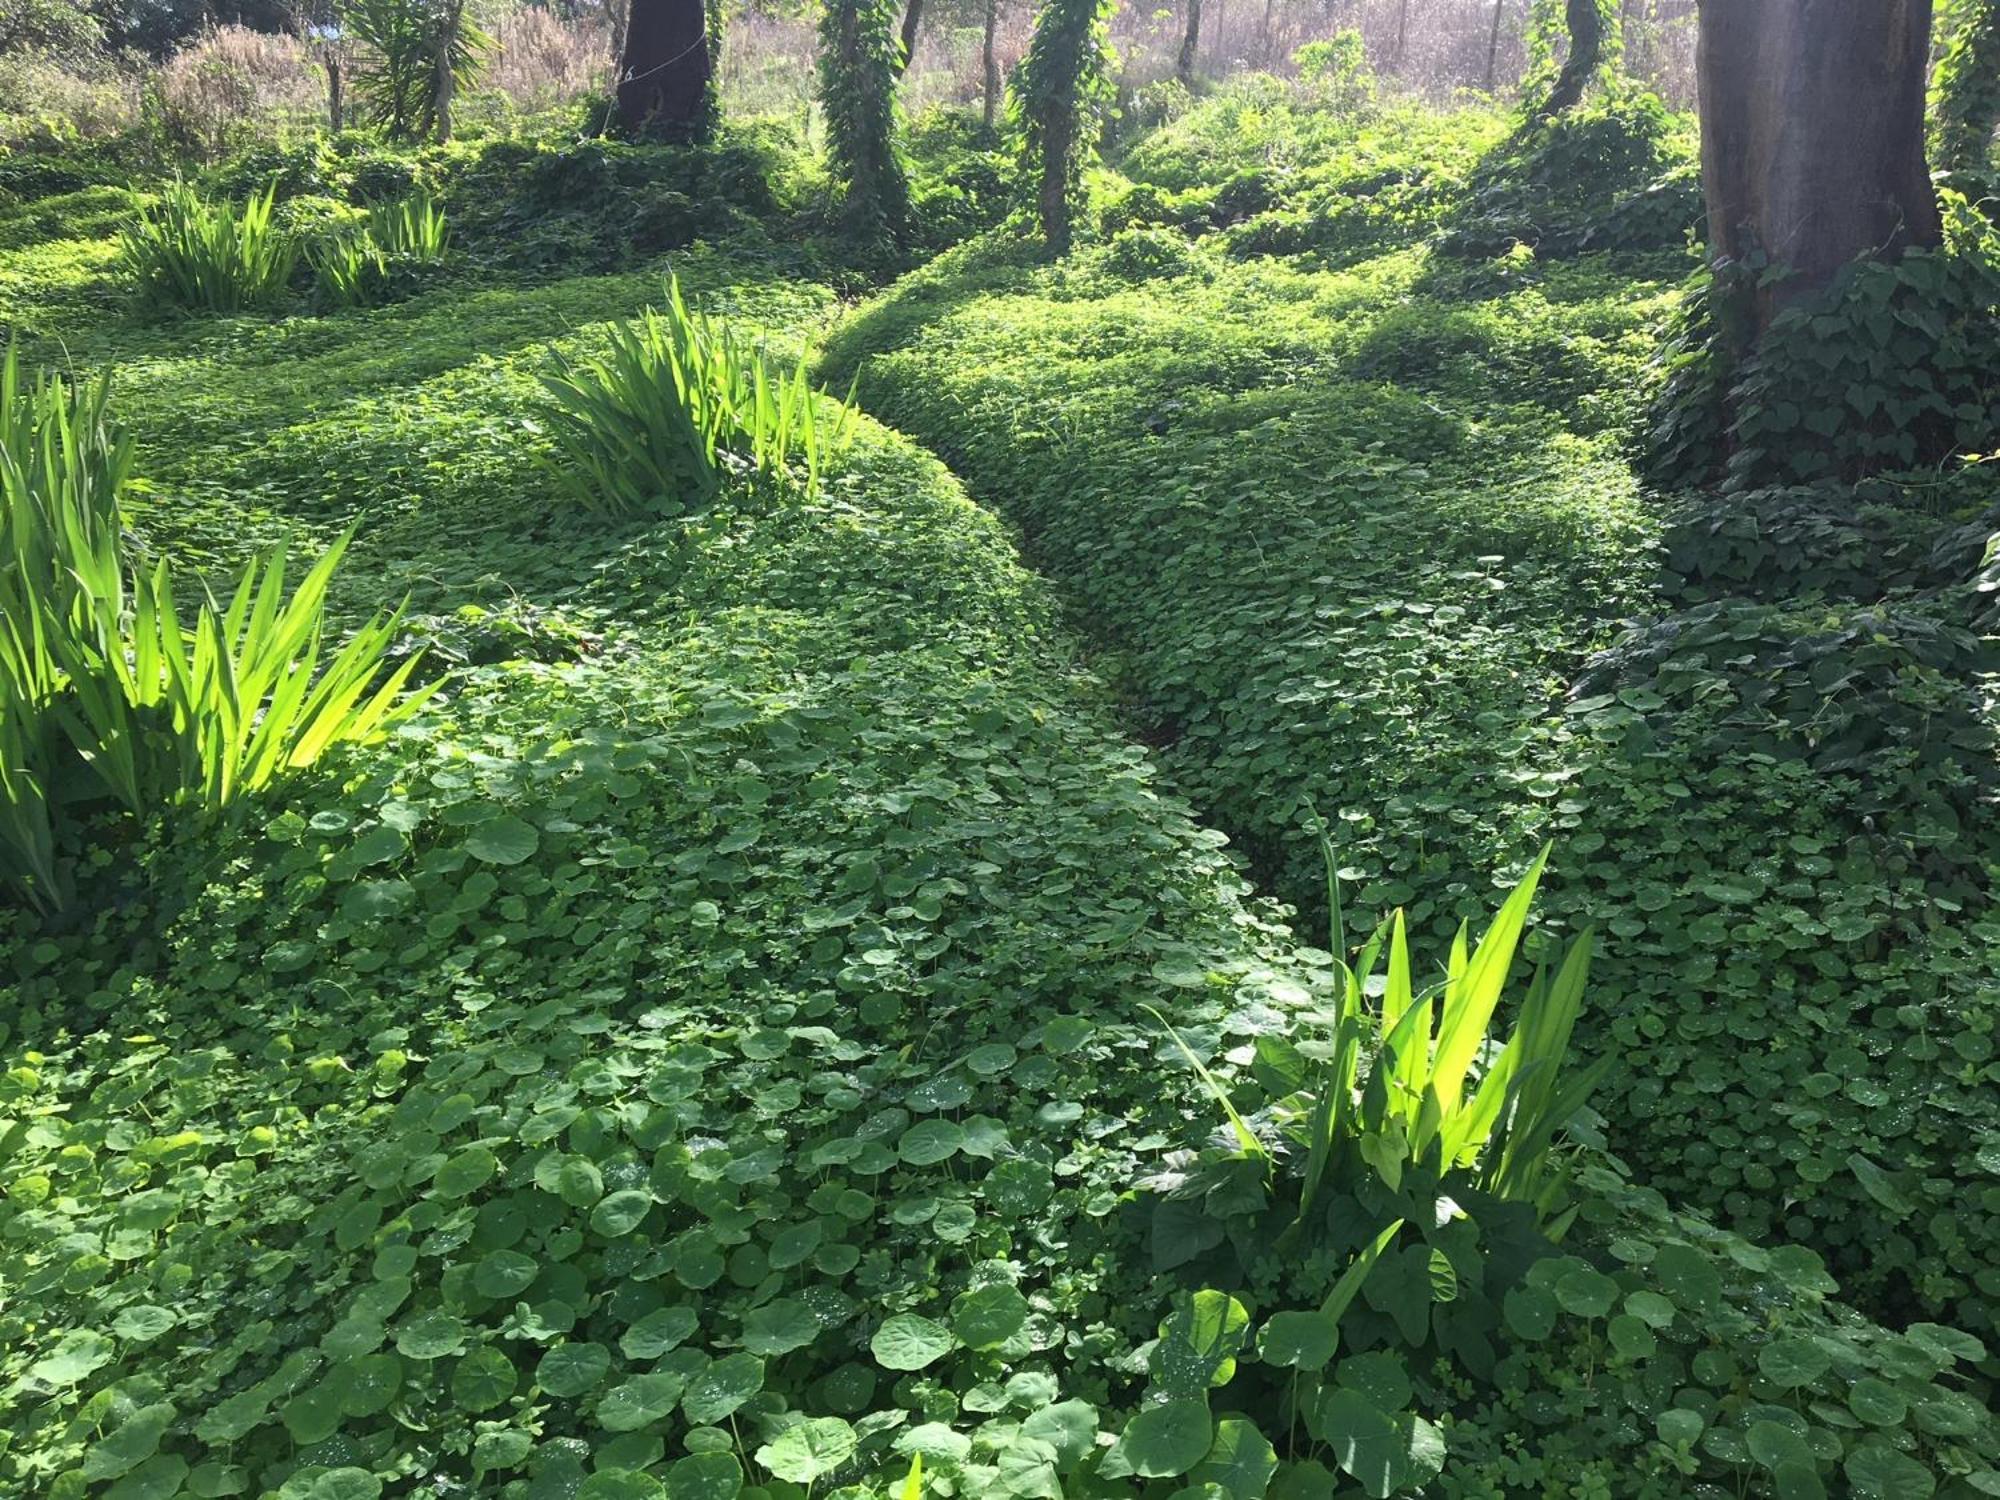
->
[0,86,1997,1500]
[823,84,2000,1353]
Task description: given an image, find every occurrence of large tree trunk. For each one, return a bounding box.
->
[983,0,1001,126]
[893,0,924,77]
[1177,0,1201,84]
[1532,0,1602,116]
[1039,110,1073,251]
[1697,0,1940,334]
[616,0,713,139]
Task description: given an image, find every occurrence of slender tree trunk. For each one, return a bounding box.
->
[324,53,343,131]
[431,1,458,143]
[1697,0,1941,339]
[1178,0,1202,83]
[616,0,714,139]
[1258,0,1275,61]
[1532,0,1602,116]
[982,0,1001,126]
[893,0,924,77]
[1484,0,1505,89]
[1393,0,1409,65]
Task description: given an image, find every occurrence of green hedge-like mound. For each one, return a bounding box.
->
[821,92,2000,1353]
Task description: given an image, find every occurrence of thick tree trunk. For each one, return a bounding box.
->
[893,0,924,77]
[1040,111,1073,251]
[1697,0,1940,332]
[1484,0,1505,89]
[616,0,713,139]
[1532,0,1602,116]
[1178,0,1201,84]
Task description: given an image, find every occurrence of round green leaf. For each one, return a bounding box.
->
[951,1284,1030,1350]
[433,1146,499,1200]
[598,1373,686,1432]
[577,1472,665,1500]
[466,816,539,864]
[537,1341,611,1397]
[1845,1444,1937,1500]
[394,1310,468,1360]
[590,1189,653,1238]
[1120,1399,1213,1479]
[756,1416,857,1485]
[664,1453,743,1500]
[743,1298,820,1356]
[871,1313,955,1371]
[474,1250,540,1300]
[681,1353,763,1424]
[452,1346,517,1412]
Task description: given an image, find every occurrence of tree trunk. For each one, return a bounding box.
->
[616,0,714,139]
[1393,0,1409,65]
[1178,0,1202,84]
[982,0,1001,126]
[894,0,924,77]
[1697,0,1940,334]
[1039,109,1073,252]
[324,53,343,132]
[1532,0,1602,116]
[1484,0,1505,89]
[431,1,458,143]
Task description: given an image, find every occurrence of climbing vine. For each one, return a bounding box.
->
[817,0,911,238]
[1932,0,2000,174]
[1012,0,1117,253]
[1522,0,1620,118]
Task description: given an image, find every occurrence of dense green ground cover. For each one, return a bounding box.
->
[0,96,1996,1500]
[823,87,2000,1353]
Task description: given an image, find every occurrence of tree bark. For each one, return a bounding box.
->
[324,54,343,131]
[1532,0,1601,116]
[1697,0,1940,332]
[1484,0,1505,89]
[1177,0,1202,84]
[893,0,924,77]
[1039,109,1073,251]
[616,0,714,139]
[1393,0,1409,65]
[982,0,1001,126]
[430,0,460,143]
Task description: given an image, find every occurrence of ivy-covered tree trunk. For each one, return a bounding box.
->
[616,0,715,141]
[1933,0,2000,172]
[1017,0,1114,254]
[1697,0,1940,333]
[1177,0,1200,86]
[983,0,1002,126]
[1531,0,1602,116]
[819,0,911,238]
[893,0,925,77]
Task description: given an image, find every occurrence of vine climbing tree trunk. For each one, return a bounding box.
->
[1017,0,1112,253]
[982,0,1001,127]
[616,0,714,140]
[1177,0,1201,85]
[1697,0,1940,338]
[1531,0,1602,116]
[1933,0,2000,172]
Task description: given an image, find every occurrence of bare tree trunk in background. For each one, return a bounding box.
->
[1178,0,1202,82]
[1258,0,1275,61]
[982,0,1001,126]
[1393,0,1409,64]
[893,0,924,78]
[1485,0,1505,87]
[324,54,343,131]
[431,0,460,142]
[1531,0,1603,116]
[616,0,713,138]
[1698,0,1940,341]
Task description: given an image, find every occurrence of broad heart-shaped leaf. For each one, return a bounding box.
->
[1844,1443,1938,1500]
[103,1455,189,1500]
[1258,1310,1339,1371]
[81,1403,174,1482]
[599,1372,687,1432]
[621,1306,699,1361]
[1116,1399,1214,1479]
[872,1313,955,1371]
[590,1189,654,1238]
[433,1145,499,1199]
[536,1341,612,1397]
[995,1435,1062,1500]
[1194,1417,1279,1500]
[1362,1246,1432,1347]
[1757,1337,1831,1388]
[756,1416,857,1484]
[577,1473,665,1500]
[1020,1399,1098,1466]
[951,1283,1030,1350]
[1311,1388,1401,1499]
[1151,1290,1251,1397]
[465,814,539,864]
[742,1298,820,1356]
[664,1452,742,1500]
[680,1353,763,1424]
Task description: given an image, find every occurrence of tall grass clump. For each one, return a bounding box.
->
[118,180,297,314]
[308,193,450,308]
[538,274,859,519]
[0,351,434,913]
